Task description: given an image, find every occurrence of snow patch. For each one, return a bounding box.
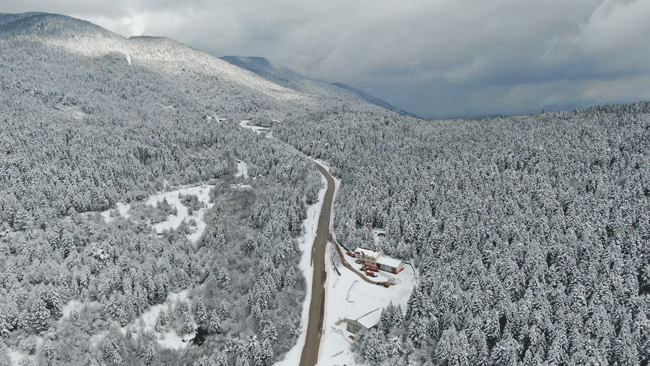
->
[120,289,195,350]
[235,159,249,179]
[59,300,84,322]
[100,185,214,243]
[239,120,271,135]
[145,185,215,243]
[7,348,30,366]
[6,336,44,366]
[230,183,253,191]
[101,202,131,223]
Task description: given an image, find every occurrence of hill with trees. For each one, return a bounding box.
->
[0,12,369,366]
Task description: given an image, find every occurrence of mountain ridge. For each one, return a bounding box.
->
[221,55,416,117]
[0,12,119,39]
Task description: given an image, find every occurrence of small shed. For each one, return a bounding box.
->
[376,256,405,274]
[345,308,381,334]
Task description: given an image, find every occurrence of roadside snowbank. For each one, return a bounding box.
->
[274,171,328,366]
[313,159,341,238]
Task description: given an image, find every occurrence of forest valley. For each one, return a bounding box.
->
[1,12,650,366]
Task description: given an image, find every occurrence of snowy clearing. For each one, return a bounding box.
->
[235,159,249,179]
[319,243,416,366]
[100,185,214,243]
[120,290,196,350]
[144,185,214,243]
[273,171,328,366]
[55,290,196,352]
[239,120,271,134]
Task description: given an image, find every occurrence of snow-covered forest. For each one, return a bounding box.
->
[0,13,331,366]
[275,103,650,365]
[2,11,650,366]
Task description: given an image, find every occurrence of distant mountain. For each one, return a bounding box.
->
[221,56,416,116]
[220,56,312,93]
[331,82,416,117]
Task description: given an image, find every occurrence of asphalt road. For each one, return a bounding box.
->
[299,161,335,366]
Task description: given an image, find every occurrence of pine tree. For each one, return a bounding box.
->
[359,329,389,366]
[207,309,221,335]
[195,299,207,326]
[435,326,471,366]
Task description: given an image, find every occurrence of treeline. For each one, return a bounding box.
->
[276,102,650,365]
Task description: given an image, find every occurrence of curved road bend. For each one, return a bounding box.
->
[299,162,335,366]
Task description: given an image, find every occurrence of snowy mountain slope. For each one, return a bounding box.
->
[221,55,415,116]
[220,56,353,98]
[1,13,383,122]
[1,11,347,366]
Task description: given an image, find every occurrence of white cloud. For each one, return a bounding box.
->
[132,15,145,36]
[122,14,145,36]
[569,0,650,68]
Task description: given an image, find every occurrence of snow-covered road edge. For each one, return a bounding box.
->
[274,172,328,366]
[311,159,341,239]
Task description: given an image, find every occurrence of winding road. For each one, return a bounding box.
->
[299,161,335,366]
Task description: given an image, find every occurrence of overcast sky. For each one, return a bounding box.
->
[5,0,650,118]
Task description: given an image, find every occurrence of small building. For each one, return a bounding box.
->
[376,256,405,274]
[354,247,382,265]
[354,247,404,274]
[345,308,381,334]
